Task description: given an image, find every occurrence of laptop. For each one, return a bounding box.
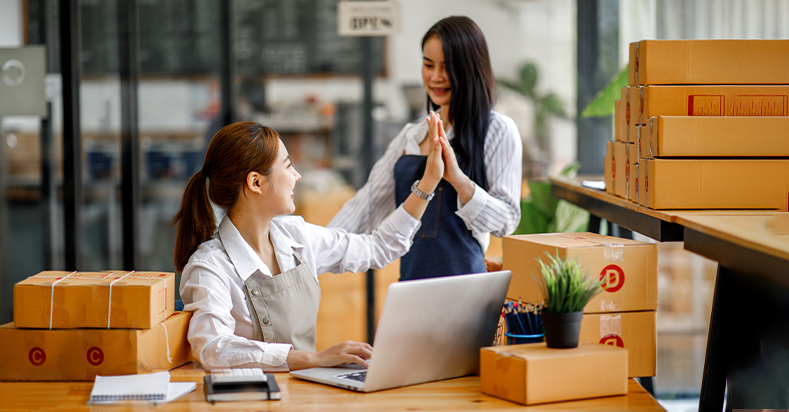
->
[290,270,511,392]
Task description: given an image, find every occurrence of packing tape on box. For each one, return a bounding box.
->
[160,322,173,363]
[603,245,624,262]
[107,271,133,328]
[600,314,622,337]
[48,271,77,328]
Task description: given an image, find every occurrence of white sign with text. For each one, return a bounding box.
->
[338,1,400,36]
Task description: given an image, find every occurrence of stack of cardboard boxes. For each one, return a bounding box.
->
[502,233,657,378]
[482,233,657,405]
[607,39,789,211]
[0,271,192,381]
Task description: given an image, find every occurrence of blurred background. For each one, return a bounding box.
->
[1,1,788,409]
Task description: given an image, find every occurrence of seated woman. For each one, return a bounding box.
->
[173,115,445,371]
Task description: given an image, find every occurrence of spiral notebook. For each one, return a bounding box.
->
[89,371,171,402]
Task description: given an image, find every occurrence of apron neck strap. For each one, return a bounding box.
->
[291,248,306,266]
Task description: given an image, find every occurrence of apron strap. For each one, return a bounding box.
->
[292,248,307,266]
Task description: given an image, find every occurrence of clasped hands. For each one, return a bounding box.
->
[422,111,476,203]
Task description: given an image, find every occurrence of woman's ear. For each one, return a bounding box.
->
[245,171,264,195]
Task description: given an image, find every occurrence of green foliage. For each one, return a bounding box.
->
[581,64,629,118]
[534,251,605,313]
[514,162,589,235]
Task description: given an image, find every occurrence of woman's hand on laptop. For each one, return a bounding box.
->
[287,340,373,370]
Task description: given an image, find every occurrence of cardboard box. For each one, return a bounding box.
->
[614,142,629,198]
[641,158,789,211]
[626,140,639,202]
[614,99,621,141]
[631,39,789,85]
[0,312,192,381]
[629,85,789,146]
[580,311,656,378]
[605,141,614,195]
[14,271,175,329]
[646,116,789,158]
[503,233,658,313]
[481,342,628,405]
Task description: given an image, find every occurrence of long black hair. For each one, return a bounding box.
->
[423,16,495,191]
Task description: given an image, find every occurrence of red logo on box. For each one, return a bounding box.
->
[640,96,644,117]
[612,157,616,179]
[626,103,630,126]
[600,264,625,293]
[29,347,46,366]
[600,334,624,348]
[645,175,649,192]
[87,347,104,366]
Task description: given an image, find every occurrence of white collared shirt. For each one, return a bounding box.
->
[180,205,421,371]
[328,110,522,253]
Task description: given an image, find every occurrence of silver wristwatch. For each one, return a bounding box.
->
[411,180,435,201]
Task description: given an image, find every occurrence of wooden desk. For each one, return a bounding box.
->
[551,176,789,410]
[0,362,664,411]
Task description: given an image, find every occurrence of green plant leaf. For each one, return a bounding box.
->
[539,93,569,120]
[581,64,629,118]
[519,63,538,99]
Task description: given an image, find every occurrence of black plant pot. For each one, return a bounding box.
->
[542,311,583,349]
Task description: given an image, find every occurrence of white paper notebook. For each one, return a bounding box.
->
[89,371,170,402]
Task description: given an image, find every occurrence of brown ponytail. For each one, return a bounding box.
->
[172,122,280,272]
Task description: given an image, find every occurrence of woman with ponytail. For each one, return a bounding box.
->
[329,16,522,281]
[174,117,444,371]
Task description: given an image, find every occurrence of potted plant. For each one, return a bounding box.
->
[534,251,605,348]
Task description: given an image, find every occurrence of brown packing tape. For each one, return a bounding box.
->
[634,42,640,85]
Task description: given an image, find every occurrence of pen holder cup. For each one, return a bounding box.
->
[504,332,545,345]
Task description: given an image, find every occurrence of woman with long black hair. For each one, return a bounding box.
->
[329,16,522,280]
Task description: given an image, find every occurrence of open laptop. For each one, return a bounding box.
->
[290,270,511,392]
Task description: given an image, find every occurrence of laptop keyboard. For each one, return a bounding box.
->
[336,371,367,382]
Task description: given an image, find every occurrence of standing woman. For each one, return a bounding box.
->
[329,16,522,280]
[174,120,444,371]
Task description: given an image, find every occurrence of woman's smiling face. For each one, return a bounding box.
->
[263,139,301,216]
[422,35,451,108]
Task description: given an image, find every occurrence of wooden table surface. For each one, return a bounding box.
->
[0,362,665,411]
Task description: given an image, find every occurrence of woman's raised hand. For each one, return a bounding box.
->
[422,111,444,190]
[435,116,476,204]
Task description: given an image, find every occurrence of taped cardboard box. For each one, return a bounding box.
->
[0,311,191,381]
[646,116,789,158]
[481,342,627,405]
[605,141,614,195]
[627,140,640,203]
[631,39,789,85]
[503,233,658,313]
[614,99,621,141]
[641,158,789,211]
[14,271,175,329]
[629,85,789,147]
[580,311,656,378]
[614,141,629,198]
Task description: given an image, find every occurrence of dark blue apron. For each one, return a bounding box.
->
[394,155,485,281]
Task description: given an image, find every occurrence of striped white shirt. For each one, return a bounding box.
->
[328,110,522,252]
